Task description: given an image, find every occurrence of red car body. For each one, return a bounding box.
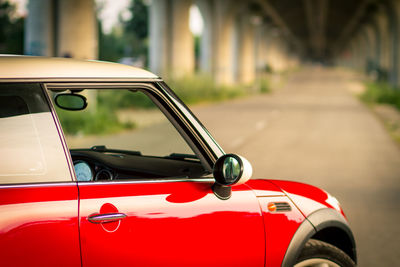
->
[0,56,356,266]
[1,180,354,266]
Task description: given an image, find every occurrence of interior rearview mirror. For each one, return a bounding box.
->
[55,93,87,111]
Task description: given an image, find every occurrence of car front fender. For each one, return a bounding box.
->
[281,208,356,267]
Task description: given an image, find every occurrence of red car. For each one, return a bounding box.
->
[0,56,356,267]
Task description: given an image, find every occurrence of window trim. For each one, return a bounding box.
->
[0,181,77,189]
[0,177,215,189]
[41,83,76,182]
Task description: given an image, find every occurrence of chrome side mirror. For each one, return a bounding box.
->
[212,154,253,199]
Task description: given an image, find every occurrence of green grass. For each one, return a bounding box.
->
[56,107,135,136]
[96,76,254,108]
[98,90,154,109]
[360,82,400,110]
[360,81,400,146]
[56,76,271,135]
[165,75,258,105]
[258,77,271,93]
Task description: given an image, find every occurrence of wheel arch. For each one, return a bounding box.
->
[281,208,357,267]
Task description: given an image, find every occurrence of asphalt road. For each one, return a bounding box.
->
[192,67,400,266]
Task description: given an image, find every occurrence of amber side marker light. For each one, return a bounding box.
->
[267,202,277,212]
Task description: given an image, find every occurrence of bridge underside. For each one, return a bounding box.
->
[24,0,400,87]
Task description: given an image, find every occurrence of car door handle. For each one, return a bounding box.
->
[88,213,127,224]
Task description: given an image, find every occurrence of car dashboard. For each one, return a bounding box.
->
[70,149,207,182]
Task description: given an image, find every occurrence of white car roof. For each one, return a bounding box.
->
[0,55,159,80]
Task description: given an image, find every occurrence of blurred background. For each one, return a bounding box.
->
[2,0,400,266]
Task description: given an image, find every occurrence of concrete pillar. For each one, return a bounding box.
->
[360,24,375,74]
[265,34,276,71]
[236,15,256,84]
[383,0,399,86]
[281,42,291,70]
[355,33,367,71]
[347,40,357,69]
[170,0,194,77]
[336,46,349,68]
[359,31,369,71]
[393,0,400,87]
[149,0,194,78]
[255,24,269,75]
[262,27,271,70]
[266,33,287,73]
[349,40,357,69]
[371,19,381,70]
[261,26,284,71]
[285,48,299,70]
[196,0,213,74]
[376,10,391,74]
[57,0,97,59]
[343,43,354,68]
[149,0,170,76]
[24,0,55,56]
[212,0,236,84]
[287,53,299,69]
[278,38,289,71]
[349,39,357,69]
[355,36,364,70]
[344,48,352,68]
[364,25,377,69]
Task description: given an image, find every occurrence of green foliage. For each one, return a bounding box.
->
[360,82,400,110]
[264,64,273,73]
[98,24,126,62]
[98,0,149,62]
[123,0,148,39]
[57,107,135,136]
[98,90,154,109]
[165,75,247,105]
[0,1,24,54]
[194,35,200,70]
[122,0,148,58]
[124,33,148,60]
[259,77,270,93]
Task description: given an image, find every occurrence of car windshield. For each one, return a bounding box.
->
[51,88,206,180]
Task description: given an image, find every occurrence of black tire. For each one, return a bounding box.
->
[294,239,356,267]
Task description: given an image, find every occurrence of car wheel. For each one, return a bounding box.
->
[294,239,355,267]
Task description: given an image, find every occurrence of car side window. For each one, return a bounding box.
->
[51,88,207,182]
[0,83,72,184]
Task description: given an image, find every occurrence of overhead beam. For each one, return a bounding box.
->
[254,0,303,51]
[304,0,315,51]
[317,0,329,56]
[334,0,373,55]
[304,0,329,58]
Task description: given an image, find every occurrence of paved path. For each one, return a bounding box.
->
[193,67,400,266]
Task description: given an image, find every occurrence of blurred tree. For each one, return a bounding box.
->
[194,35,200,71]
[97,1,125,62]
[97,0,149,65]
[124,0,148,39]
[98,20,126,62]
[0,1,24,54]
[122,0,148,62]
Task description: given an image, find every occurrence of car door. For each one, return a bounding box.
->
[48,84,265,266]
[78,180,265,266]
[49,86,265,266]
[0,83,81,267]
